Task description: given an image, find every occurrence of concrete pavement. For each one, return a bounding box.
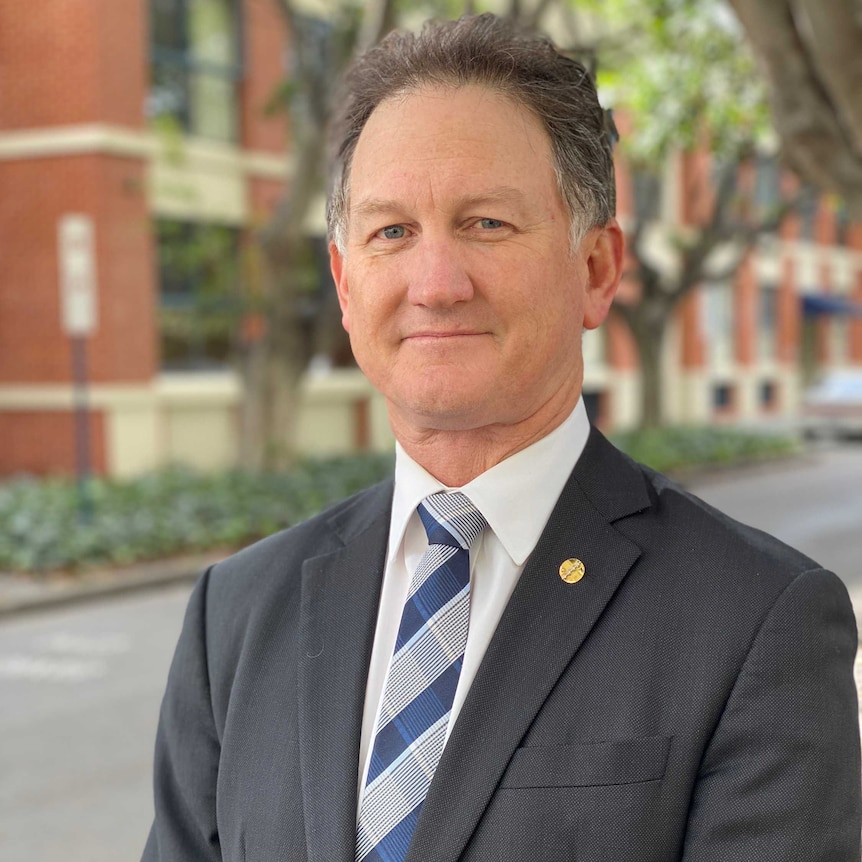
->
[0,552,224,619]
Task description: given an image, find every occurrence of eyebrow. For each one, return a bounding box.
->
[351,186,530,220]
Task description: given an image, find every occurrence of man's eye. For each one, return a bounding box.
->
[379,225,406,240]
[478,218,504,230]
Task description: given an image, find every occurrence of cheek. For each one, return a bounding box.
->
[512,279,581,337]
[344,299,389,364]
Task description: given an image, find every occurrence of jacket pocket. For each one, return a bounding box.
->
[499,734,671,789]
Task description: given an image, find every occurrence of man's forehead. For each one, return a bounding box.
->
[346,85,558,206]
[351,186,531,218]
[355,83,546,152]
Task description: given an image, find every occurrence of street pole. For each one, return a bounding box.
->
[58,214,99,523]
[71,335,94,522]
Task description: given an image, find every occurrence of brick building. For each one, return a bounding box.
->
[590,150,862,431]
[2,1,861,478]
[0,0,290,476]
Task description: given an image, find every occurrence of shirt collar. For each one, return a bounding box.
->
[388,398,591,566]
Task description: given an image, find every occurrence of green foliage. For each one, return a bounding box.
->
[0,430,800,574]
[150,113,188,163]
[156,219,247,367]
[157,220,240,301]
[610,425,799,475]
[581,0,771,167]
[0,454,394,574]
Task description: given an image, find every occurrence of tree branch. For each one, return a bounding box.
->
[795,0,862,154]
[729,0,862,218]
[674,159,739,294]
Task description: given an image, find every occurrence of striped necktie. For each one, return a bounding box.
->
[356,491,487,862]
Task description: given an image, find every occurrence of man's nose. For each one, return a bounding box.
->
[406,236,474,308]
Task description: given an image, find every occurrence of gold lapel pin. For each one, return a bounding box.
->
[559,558,586,584]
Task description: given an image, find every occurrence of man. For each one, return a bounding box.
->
[143,14,860,862]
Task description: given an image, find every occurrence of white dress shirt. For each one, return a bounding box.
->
[357,398,591,799]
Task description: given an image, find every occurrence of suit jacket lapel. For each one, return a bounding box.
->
[298,481,393,862]
[406,430,652,862]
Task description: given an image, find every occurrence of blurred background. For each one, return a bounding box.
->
[1,0,861,859]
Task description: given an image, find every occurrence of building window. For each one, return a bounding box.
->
[759,380,778,410]
[702,281,735,366]
[832,315,850,365]
[754,154,781,220]
[797,186,819,242]
[758,284,777,361]
[582,390,603,426]
[835,201,851,247]
[712,383,734,411]
[149,0,242,143]
[156,219,241,370]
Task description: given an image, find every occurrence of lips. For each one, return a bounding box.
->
[403,330,486,340]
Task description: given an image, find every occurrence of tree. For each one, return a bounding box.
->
[727,0,862,220]
[583,0,795,428]
[240,1,394,471]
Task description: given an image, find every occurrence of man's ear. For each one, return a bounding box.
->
[582,219,624,330]
[329,241,350,333]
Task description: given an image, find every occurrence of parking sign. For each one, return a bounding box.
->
[58,214,98,336]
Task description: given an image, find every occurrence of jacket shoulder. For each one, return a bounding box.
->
[203,477,393,607]
[625,460,850,623]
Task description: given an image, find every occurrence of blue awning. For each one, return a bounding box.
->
[802,295,862,317]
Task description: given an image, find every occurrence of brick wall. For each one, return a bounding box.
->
[0,0,147,130]
[0,0,152,474]
[0,410,106,476]
[240,0,289,154]
[0,154,155,384]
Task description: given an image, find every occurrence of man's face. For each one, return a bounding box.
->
[330,84,620,438]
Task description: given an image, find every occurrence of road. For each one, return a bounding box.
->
[0,585,192,862]
[1,444,860,861]
[687,443,862,596]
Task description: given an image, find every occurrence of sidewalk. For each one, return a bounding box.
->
[0,552,226,619]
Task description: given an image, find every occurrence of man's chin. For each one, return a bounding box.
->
[387,393,496,435]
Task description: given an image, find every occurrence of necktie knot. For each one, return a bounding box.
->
[418,491,487,550]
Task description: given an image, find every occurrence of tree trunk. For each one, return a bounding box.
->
[635,324,664,430]
[237,0,406,471]
[239,228,317,471]
[611,299,670,431]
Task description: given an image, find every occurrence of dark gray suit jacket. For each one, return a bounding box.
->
[143,429,861,861]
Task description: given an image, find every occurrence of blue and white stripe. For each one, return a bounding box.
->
[356,715,449,859]
[356,491,486,862]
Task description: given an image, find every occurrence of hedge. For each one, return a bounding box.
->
[0,426,798,573]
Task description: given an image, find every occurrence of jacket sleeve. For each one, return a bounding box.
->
[682,568,861,861]
[141,568,222,862]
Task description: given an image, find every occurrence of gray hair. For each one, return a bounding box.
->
[326,13,616,253]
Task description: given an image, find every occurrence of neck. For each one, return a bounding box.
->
[390,393,580,487]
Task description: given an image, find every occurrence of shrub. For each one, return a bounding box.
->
[0,426,798,574]
[610,425,799,475]
[0,454,394,574]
